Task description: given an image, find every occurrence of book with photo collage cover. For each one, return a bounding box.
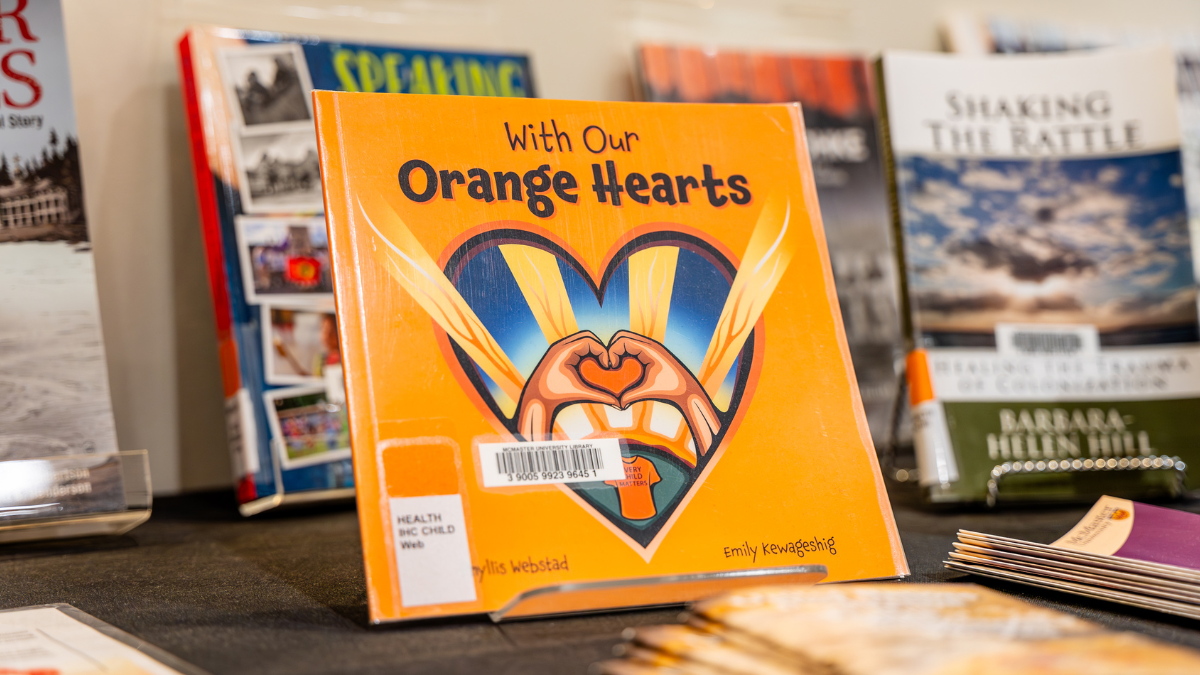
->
[636,44,904,453]
[177,26,535,513]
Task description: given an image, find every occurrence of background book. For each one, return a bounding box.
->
[942,12,1200,283]
[879,45,1200,503]
[0,0,127,521]
[177,26,535,514]
[636,44,903,453]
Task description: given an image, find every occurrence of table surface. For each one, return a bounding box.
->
[3,486,1200,675]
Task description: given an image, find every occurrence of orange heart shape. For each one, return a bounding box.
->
[577,356,644,398]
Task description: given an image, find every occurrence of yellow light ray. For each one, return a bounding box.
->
[698,195,798,396]
[499,243,610,433]
[628,246,679,343]
[627,246,682,435]
[358,195,525,403]
[500,245,579,338]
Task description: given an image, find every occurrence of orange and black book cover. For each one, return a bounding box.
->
[313,93,908,622]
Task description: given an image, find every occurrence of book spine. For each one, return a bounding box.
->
[873,56,915,353]
[177,32,257,504]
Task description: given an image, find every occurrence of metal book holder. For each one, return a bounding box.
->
[986,455,1187,508]
[488,564,828,622]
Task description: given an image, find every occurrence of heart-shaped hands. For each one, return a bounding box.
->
[516,330,722,455]
[608,331,721,455]
[516,331,618,440]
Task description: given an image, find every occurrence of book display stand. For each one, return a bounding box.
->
[489,565,828,622]
[985,456,1187,508]
[0,450,152,545]
[238,477,355,517]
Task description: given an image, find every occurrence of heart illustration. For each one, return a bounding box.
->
[441,227,759,552]
[577,356,644,398]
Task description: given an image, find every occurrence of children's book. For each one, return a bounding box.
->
[177,26,534,514]
[0,0,127,520]
[636,44,903,451]
[879,45,1200,503]
[314,93,907,622]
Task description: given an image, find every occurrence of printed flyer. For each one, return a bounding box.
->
[0,605,202,675]
[315,94,906,622]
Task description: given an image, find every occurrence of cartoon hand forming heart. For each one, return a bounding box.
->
[516,331,619,440]
[608,331,721,455]
[516,330,722,454]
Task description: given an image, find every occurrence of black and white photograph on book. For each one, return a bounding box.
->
[5,1,1200,674]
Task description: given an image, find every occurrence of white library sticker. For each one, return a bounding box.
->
[391,494,476,607]
[225,389,260,477]
[478,438,626,488]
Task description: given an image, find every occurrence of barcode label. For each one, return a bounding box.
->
[478,439,626,487]
[1011,332,1081,354]
[995,323,1099,357]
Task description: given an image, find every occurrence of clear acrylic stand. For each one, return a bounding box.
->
[986,455,1187,507]
[488,564,828,622]
[0,449,152,544]
[236,449,354,517]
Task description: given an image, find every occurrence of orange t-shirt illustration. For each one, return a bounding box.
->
[604,456,662,520]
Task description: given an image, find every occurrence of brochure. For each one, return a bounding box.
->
[948,495,1200,619]
[0,0,126,521]
[636,44,903,451]
[177,26,534,513]
[0,604,205,675]
[314,93,907,622]
[597,583,1200,674]
[878,45,1200,503]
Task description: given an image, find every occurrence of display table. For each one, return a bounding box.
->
[2,488,1198,674]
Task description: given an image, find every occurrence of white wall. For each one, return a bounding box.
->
[60,0,1200,494]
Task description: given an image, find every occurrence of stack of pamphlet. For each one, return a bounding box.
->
[593,583,1200,675]
[947,496,1200,619]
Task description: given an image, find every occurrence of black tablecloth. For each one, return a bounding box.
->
[3,486,1199,674]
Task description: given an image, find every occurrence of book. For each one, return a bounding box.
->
[0,0,126,520]
[942,13,1200,292]
[595,582,1200,674]
[636,44,903,451]
[0,604,204,674]
[878,45,1200,503]
[176,26,535,514]
[313,93,908,622]
[947,495,1200,620]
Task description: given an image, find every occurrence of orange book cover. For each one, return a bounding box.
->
[313,93,908,623]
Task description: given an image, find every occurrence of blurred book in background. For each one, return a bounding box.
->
[879,45,1200,504]
[178,26,535,514]
[943,12,1200,280]
[0,0,128,523]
